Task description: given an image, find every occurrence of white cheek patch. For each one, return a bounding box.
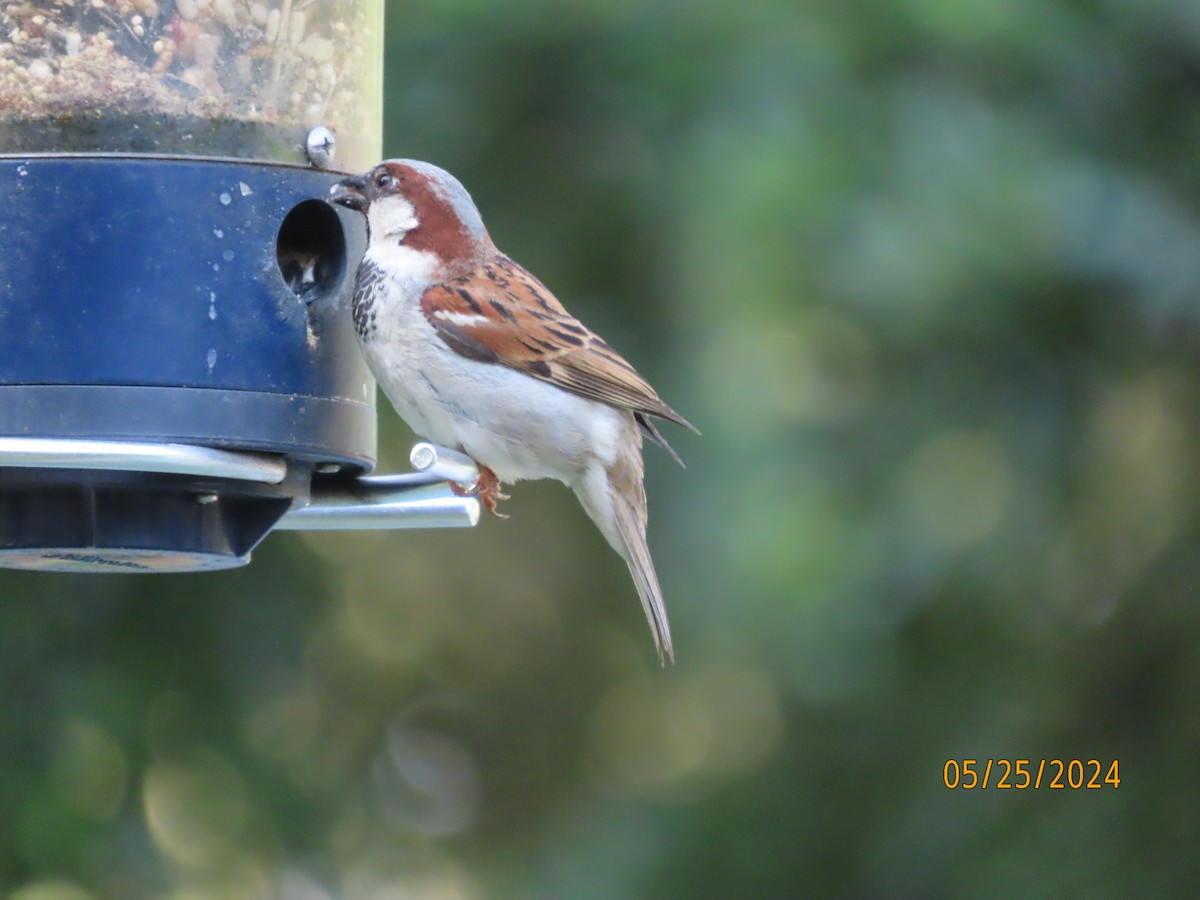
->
[370,196,418,240]
[364,240,438,290]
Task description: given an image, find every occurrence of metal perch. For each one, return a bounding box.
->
[280,443,480,530]
[0,437,481,532]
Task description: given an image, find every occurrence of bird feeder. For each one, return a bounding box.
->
[0,0,478,573]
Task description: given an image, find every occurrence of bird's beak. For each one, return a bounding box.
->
[329,173,369,212]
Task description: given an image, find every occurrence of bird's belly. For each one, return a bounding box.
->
[364,335,623,485]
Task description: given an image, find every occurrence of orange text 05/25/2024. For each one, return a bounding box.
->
[943,759,1120,790]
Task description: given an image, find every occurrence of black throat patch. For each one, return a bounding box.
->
[351,258,385,339]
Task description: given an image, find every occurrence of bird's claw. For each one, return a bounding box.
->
[450,464,510,518]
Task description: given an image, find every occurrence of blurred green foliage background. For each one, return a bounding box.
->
[5,0,1200,896]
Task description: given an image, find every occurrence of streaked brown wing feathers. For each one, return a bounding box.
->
[420,255,695,435]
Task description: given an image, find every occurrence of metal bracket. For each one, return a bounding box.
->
[279,444,480,531]
[0,437,481,531]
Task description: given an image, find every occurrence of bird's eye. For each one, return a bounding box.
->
[375,171,395,190]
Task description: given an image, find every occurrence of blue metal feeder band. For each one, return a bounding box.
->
[0,156,375,468]
[0,156,376,572]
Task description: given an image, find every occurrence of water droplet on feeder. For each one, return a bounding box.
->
[213,228,224,239]
[218,192,232,205]
[222,249,235,262]
[206,348,217,371]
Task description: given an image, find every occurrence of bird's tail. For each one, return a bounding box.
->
[611,489,675,666]
[576,453,675,666]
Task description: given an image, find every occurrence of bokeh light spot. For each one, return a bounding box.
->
[9,883,95,900]
[142,751,253,870]
[900,429,1012,551]
[49,719,128,822]
[586,663,784,794]
[371,723,480,838]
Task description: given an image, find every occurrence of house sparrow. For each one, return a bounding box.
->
[330,160,696,664]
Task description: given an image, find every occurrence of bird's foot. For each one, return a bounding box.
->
[450,464,510,518]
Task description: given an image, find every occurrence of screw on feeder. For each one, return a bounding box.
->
[305,126,336,169]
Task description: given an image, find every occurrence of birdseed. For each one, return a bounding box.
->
[0,0,380,166]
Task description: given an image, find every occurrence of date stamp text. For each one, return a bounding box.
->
[943,759,1120,789]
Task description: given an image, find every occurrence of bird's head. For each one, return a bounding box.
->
[331,159,492,273]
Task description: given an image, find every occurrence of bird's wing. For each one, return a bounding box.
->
[420,255,698,445]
